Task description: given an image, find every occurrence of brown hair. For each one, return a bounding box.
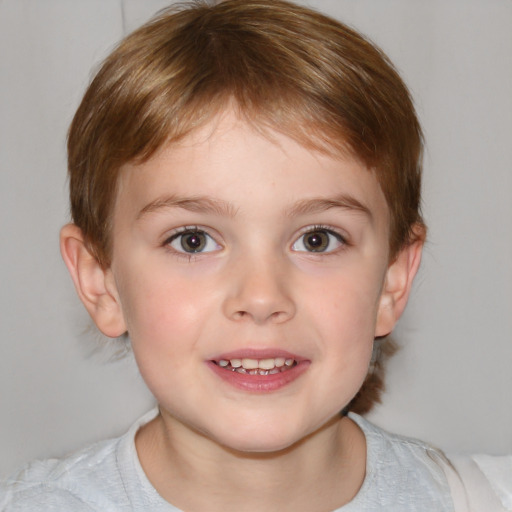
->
[67,0,425,413]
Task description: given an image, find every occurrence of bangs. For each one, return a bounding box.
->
[68,0,423,266]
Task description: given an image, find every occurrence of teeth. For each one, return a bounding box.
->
[241,358,259,370]
[217,356,297,373]
[258,358,275,370]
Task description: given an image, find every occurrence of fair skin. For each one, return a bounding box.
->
[61,110,422,512]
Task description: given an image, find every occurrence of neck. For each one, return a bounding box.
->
[136,411,367,512]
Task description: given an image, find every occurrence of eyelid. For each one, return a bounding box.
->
[291,225,348,253]
[163,225,222,255]
[163,225,215,241]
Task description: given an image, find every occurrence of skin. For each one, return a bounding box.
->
[61,109,423,511]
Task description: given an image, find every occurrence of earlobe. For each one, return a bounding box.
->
[60,224,127,338]
[375,239,424,337]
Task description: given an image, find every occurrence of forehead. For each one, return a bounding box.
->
[114,110,389,226]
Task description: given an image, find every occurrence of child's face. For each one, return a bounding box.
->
[104,110,399,452]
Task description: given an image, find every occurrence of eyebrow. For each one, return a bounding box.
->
[137,193,371,221]
[285,194,372,219]
[137,195,238,220]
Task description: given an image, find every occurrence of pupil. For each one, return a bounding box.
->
[305,231,328,252]
[182,232,205,252]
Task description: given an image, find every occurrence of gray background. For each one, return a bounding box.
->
[1,0,511,477]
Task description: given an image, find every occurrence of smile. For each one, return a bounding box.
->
[209,352,309,392]
[214,357,297,375]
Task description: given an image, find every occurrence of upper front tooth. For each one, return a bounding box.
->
[230,357,296,370]
[241,358,259,370]
[258,358,276,370]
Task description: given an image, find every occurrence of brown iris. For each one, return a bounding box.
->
[303,230,330,252]
[180,231,207,252]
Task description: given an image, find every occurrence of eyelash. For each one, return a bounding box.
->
[163,224,348,259]
[292,225,348,255]
[163,226,221,259]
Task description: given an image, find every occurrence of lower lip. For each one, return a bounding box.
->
[207,360,310,392]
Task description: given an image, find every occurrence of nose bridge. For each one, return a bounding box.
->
[223,246,295,324]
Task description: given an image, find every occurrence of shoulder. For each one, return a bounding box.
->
[449,453,512,511]
[348,413,454,511]
[1,409,162,512]
[350,413,450,474]
[0,437,127,511]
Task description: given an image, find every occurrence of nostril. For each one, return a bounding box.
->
[223,286,296,324]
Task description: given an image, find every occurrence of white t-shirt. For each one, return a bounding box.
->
[1,409,503,511]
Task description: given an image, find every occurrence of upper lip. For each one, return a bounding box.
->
[210,348,306,362]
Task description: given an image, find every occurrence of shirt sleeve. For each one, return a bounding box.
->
[448,454,512,512]
[1,485,97,512]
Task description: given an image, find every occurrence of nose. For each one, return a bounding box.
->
[222,254,296,325]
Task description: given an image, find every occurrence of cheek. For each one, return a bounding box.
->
[305,270,383,337]
[118,271,213,357]
[120,276,214,401]
[303,270,382,387]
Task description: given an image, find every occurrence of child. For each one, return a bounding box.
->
[1,0,507,510]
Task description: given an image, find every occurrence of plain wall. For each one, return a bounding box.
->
[1,0,511,477]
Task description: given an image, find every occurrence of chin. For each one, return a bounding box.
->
[220,436,299,455]
[208,420,316,455]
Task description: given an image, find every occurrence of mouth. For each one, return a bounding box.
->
[208,351,308,392]
[213,357,298,375]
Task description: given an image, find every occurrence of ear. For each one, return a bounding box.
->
[60,224,127,338]
[375,239,424,337]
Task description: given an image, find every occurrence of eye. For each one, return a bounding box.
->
[292,228,345,253]
[167,229,220,254]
